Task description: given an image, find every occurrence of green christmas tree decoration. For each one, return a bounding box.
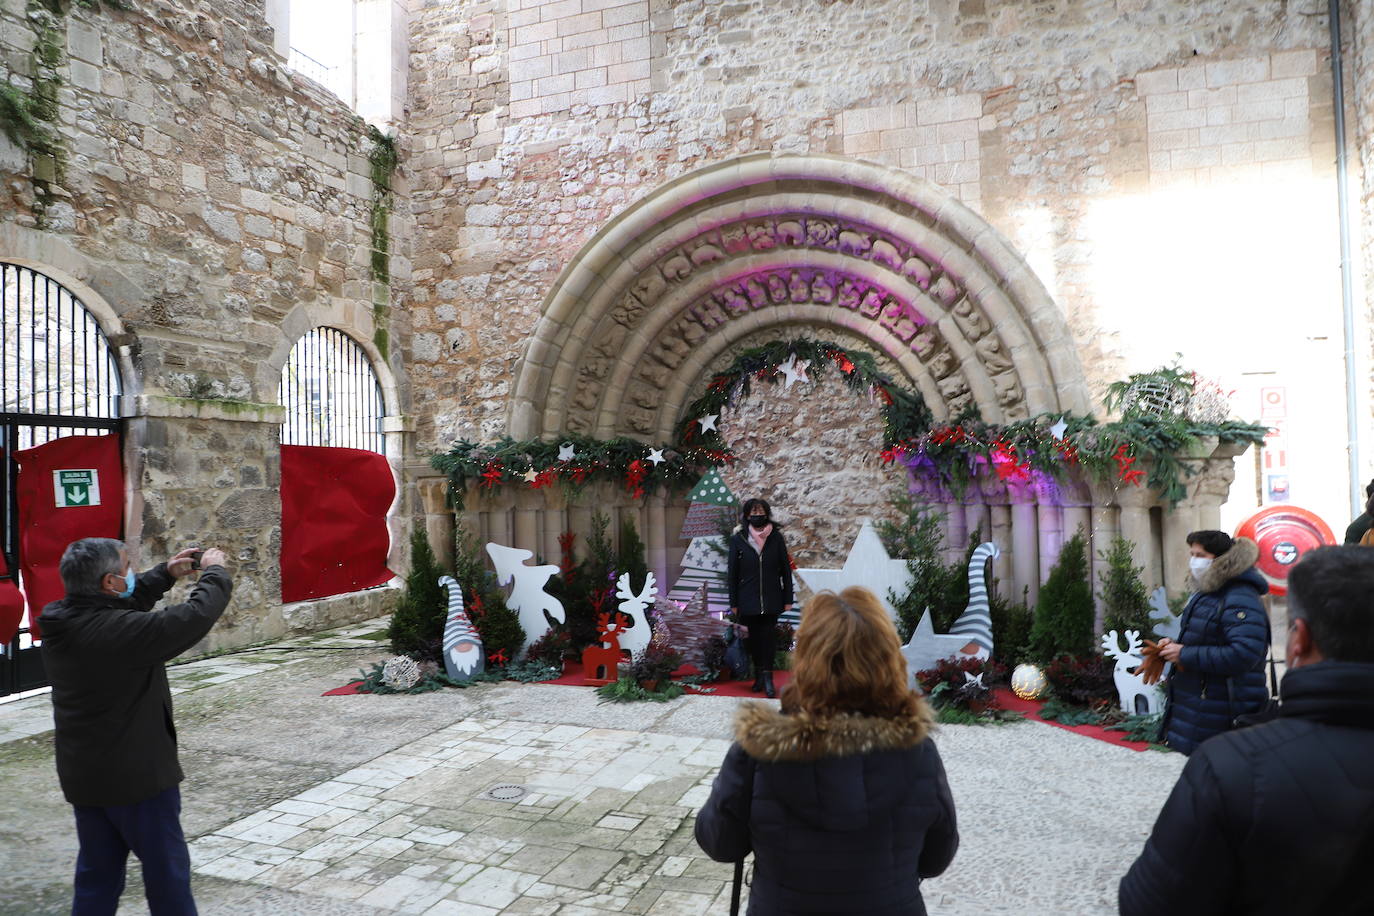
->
[1098,536,1155,639]
[1027,530,1096,662]
[388,528,449,659]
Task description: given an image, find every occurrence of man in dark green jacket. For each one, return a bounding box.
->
[39,537,232,915]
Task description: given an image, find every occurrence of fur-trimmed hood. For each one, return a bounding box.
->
[734,699,934,763]
[1197,536,1264,594]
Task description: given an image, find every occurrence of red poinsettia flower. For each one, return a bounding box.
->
[487,649,509,666]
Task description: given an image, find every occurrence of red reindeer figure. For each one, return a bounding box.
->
[582,612,629,686]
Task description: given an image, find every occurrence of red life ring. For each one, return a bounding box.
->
[1234,506,1337,597]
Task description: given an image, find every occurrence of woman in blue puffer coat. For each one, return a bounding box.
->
[1156,530,1270,755]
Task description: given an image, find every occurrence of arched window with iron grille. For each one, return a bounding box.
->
[278,326,385,454]
[1,261,125,696]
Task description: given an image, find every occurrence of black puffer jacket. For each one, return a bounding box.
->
[695,700,958,915]
[39,563,232,806]
[727,527,794,617]
[1121,661,1374,915]
[1162,537,1270,755]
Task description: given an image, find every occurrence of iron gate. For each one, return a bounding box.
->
[1,262,122,697]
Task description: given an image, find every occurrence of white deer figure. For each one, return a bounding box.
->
[1101,629,1163,715]
[614,571,657,658]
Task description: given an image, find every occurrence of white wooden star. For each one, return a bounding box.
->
[521,468,539,483]
[794,521,913,622]
[963,671,986,689]
[646,448,665,466]
[557,443,577,461]
[698,414,718,433]
[1049,418,1068,440]
[779,354,811,391]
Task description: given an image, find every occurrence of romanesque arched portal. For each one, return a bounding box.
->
[510,153,1091,444]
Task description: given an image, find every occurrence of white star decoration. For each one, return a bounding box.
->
[794,521,913,622]
[779,354,811,391]
[557,443,577,461]
[646,448,665,466]
[1049,418,1068,440]
[521,468,539,483]
[964,671,986,689]
[698,414,718,433]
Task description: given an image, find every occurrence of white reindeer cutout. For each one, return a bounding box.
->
[485,542,566,653]
[614,571,657,658]
[1102,629,1163,715]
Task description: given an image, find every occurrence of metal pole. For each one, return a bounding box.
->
[1330,0,1363,514]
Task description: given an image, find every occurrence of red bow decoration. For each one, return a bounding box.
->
[487,649,509,666]
[990,439,1028,481]
[1113,443,1145,485]
[625,459,647,499]
[480,460,503,489]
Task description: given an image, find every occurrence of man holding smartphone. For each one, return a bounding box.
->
[39,538,232,915]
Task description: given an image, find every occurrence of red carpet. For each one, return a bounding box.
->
[993,688,1153,752]
[322,663,788,698]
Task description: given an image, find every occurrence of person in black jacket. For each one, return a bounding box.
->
[39,537,233,916]
[1342,479,1374,544]
[1121,545,1374,915]
[1155,530,1269,755]
[695,586,958,915]
[727,499,794,699]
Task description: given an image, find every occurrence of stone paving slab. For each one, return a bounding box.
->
[1,614,1186,915]
[186,717,734,915]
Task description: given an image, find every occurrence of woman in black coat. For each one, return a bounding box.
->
[695,585,959,915]
[1156,530,1270,755]
[727,498,794,698]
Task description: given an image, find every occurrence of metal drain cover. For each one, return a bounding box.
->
[483,784,527,802]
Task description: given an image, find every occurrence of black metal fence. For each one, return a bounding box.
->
[278,326,386,454]
[1,262,123,697]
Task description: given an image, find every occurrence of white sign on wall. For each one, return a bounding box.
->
[53,469,101,508]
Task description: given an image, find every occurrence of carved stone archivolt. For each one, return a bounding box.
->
[511,154,1089,443]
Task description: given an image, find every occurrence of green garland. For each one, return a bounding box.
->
[893,411,1268,505]
[431,349,1268,508]
[431,434,701,509]
[676,337,932,450]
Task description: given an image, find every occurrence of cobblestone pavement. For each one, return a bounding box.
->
[0,616,1185,915]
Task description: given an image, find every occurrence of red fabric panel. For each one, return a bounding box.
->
[0,552,25,646]
[280,445,396,603]
[993,688,1150,752]
[14,434,125,640]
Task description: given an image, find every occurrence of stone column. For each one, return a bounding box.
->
[646,495,668,597]
[1088,497,1119,632]
[512,498,538,553]
[1160,502,1199,599]
[1036,497,1064,588]
[541,490,566,571]
[414,467,454,567]
[944,495,967,562]
[1006,479,1040,605]
[1114,478,1158,591]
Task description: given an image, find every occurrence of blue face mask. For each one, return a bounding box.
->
[116,568,135,599]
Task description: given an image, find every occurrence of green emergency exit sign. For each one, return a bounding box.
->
[53,469,101,508]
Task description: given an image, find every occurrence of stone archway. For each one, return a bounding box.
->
[510,153,1090,443]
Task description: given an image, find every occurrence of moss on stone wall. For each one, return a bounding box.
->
[367,125,398,360]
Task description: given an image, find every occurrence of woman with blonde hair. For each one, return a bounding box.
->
[695,586,959,915]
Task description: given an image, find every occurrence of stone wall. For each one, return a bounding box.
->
[407,0,1362,559]
[0,0,412,650]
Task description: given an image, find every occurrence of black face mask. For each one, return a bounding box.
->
[748,516,769,529]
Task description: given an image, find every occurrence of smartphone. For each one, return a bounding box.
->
[191,550,204,570]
